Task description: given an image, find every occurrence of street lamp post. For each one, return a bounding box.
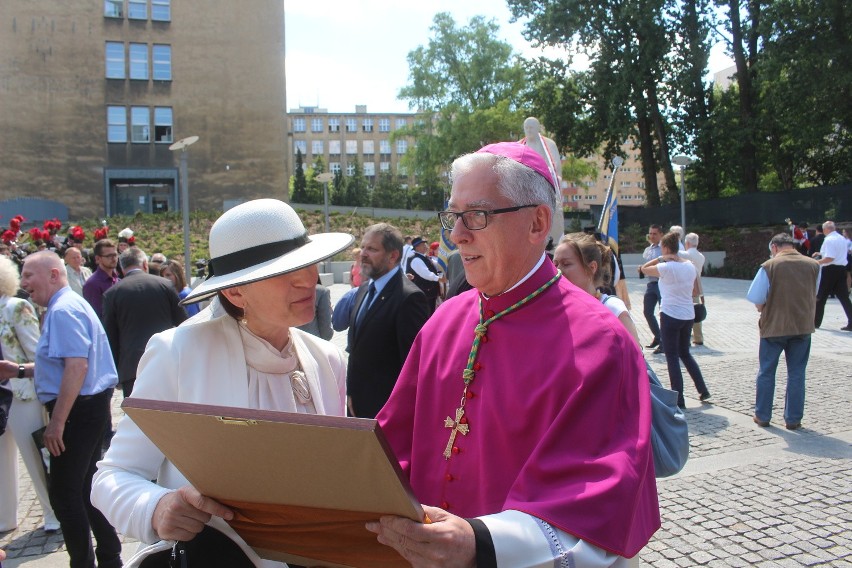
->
[169,135,199,285]
[672,155,694,234]
[316,172,334,273]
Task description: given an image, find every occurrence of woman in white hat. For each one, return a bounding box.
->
[92,199,353,567]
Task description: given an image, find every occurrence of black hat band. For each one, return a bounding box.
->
[208,233,310,277]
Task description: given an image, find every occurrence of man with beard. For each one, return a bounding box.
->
[83,239,120,321]
[345,223,429,418]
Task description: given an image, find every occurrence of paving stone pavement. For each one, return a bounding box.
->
[2,276,850,566]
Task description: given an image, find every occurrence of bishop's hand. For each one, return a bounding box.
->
[366,505,476,568]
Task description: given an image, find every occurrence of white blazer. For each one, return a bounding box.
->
[92,314,346,566]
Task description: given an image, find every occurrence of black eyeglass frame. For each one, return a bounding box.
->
[437,204,538,231]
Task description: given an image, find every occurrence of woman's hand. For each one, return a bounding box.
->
[152,485,234,541]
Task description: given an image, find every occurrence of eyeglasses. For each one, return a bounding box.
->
[438,204,537,231]
[99,253,118,258]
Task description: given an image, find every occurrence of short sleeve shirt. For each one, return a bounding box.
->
[35,287,118,403]
[657,261,697,321]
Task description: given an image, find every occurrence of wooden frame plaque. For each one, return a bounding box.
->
[122,398,422,568]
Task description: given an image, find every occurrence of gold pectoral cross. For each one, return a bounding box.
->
[443,407,469,459]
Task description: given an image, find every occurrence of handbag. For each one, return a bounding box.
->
[646,362,690,477]
[693,302,707,323]
[135,526,255,568]
[0,381,11,436]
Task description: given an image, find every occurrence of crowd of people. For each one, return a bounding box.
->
[0,145,849,566]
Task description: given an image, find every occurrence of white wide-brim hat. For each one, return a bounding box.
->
[182,199,354,305]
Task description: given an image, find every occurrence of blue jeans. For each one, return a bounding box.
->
[755,335,811,425]
[660,312,708,406]
[643,281,661,342]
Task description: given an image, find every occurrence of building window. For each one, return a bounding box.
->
[107,106,127,143]
[311,118,323,132]
[151,0,171,21]
[330,162,341,174]
[154,107,173,143]
[346,140,357,155]
[294,140,307,155]
[128,0,147,19]
[395,118,407,130]
[362,140,374,155]
[620,181,631,187]
[328,118,340,132]
[398,164,408,176]
[131,106,150,143]
[379,162,390,173]
[129,43,148,80]
[362,118,373,132]
[346,163,355,176]
[104,0,123,18]
[345,118,357,132]
[329,140,341,155]
[397,139,408,154]
[293,118,306,133]
[312,140,323,155]
[379,140,391,155]
[364,162,375,176]
[105,42,125,79]
[152,44,171,80]
[378,118,390,132]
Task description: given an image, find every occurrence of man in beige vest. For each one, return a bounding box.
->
[746,233,820,430]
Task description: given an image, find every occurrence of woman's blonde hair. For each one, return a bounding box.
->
[558,233,613,288]
[0,256,21,297]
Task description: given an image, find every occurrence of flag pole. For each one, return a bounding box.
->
[598,156,624,233]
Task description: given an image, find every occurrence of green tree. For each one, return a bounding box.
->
[344,157,370,207]
[305,156,326,205]
[331,170,346,206]
[291,149,308,203]
[372,173,407,209]
[509,0,682,206]
[397,13,528,175]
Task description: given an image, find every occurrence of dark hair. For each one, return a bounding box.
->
[94,239,116,257]
[558,233,613,288]
[769,233,796,247]
[660,232,680,254]
[649,224,663,232]
[217,291,244,320]
[365,223,404,260]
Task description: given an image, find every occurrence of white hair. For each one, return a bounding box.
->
[451,152,556,213]
[685,232,699,247]
[669,225,684,238]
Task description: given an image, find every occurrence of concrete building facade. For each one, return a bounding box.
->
[287,105,416,186]
[563,140,662,212]
[0,0,287,219]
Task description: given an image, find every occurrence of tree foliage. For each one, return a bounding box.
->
[291,149,308,203]
[397,13,528,179]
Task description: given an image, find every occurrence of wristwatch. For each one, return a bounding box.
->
[17,364,25,378]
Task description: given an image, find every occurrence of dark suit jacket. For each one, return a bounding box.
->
[102,270,187,385]
[346,268,429,418]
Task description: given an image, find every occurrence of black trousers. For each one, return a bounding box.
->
[47,389,122,568]
[815,264,852,327]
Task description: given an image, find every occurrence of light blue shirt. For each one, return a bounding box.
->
[747,265,821,306]
[643,243,662,282]
[35,286,118,403]
[746,268,770,305]
[366,265,401,309]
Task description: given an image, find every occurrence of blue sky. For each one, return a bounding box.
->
[285,0,734,114]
